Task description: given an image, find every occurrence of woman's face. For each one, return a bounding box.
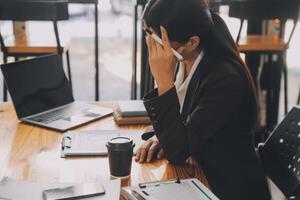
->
[143,22,185,53]
[143,21,200,60]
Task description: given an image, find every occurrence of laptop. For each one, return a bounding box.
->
[1,54,113,132]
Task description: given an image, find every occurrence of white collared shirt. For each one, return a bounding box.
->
[175,51,204,113]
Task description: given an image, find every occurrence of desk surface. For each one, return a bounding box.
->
[0,102,208,190]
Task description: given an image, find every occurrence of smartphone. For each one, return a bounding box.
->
[42,183,105,200]
[144,29,184,61]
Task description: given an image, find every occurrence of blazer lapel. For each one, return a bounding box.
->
[180,54,217,119]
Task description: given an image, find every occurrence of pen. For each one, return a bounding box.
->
[144,29,184,61]
[150,34,184,61]
[142,190,149,196]
[132,190,146,200]
[139,178,181,189]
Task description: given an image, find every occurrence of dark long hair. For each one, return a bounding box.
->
[142,0,258,127]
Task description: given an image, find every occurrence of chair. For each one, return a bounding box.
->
[229,0,299,130]
[258,106,300,199]
[0,0,72,102]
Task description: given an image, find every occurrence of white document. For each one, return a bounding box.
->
[61,130,144,157]
[0,177,120,200]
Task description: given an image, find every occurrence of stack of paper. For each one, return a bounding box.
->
[114,101,151,125]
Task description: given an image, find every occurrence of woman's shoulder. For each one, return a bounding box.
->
[205,58,247,85]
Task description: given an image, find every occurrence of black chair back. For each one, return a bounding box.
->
[229,0,300,21]
[0,0,69,53]
[0,0,69,21]
[259,106,300,199]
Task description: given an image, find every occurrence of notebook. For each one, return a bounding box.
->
[116,101,148,117]
[61,130,144,158]
[114,101,151,125]
[113,111,151,125]
[121,178,219,200]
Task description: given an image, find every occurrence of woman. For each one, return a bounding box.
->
[134,0,271,199]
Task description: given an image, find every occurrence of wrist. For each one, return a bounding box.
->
[157,81,174,96]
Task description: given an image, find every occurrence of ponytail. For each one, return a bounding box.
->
[208,12,259,127]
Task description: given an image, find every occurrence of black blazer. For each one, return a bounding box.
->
[143,54,271,200]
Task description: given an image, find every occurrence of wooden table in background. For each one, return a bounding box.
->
[0,102,209,198]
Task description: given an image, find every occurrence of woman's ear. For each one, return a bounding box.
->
[173,36,200,59]
[184,36,201,53]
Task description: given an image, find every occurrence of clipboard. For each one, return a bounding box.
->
[121,178,220,200]
[61,130,143,158]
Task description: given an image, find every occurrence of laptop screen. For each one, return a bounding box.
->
[1,54,74,118]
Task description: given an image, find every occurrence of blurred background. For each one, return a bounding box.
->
[0,0,299,118]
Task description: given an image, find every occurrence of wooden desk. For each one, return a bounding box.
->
[4,33,70,55]
[238,35,288,53]
[0,102,208,196]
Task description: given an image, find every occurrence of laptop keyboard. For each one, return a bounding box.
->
[28,103,91,124]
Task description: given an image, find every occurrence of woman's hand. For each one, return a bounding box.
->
[147,26,176,95]
[135,137,165,163]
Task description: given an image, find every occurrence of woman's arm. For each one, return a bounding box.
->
[144,69,247,165]
[144,25,248,165]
